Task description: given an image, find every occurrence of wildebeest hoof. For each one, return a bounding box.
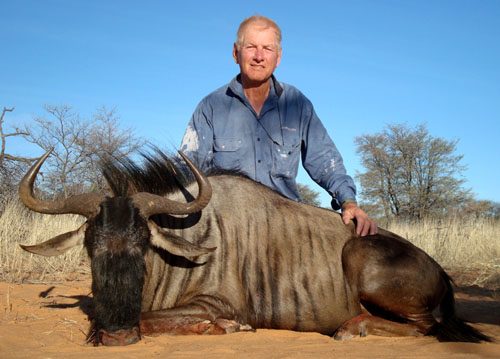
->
[205,319,255,334]
[333,314,371,340]
[333,329,357,341]
[333,328,365,340]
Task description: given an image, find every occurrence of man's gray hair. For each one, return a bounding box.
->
[235,15,282,51]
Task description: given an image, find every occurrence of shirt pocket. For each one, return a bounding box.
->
[213,137,242,169]
[271,142,301,179]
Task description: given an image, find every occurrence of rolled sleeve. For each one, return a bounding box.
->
[301,105,357,210]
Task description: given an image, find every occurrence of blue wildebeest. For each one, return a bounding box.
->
[19,150,490,346]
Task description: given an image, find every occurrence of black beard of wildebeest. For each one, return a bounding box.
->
[84,197,148,345]
[18,149,491,346]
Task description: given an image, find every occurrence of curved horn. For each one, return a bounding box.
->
[132,151,212,217]
[19,150,105,218]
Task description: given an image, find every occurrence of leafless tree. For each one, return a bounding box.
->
[22,104,90,198]
[0,107,39,165]
[355,123,472,220]
[297,183,321,207]
[78,106,144,192]
[22,104,144,198]
[0,106,40,204]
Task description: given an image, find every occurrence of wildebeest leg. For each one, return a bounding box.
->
[334,313,425,339]
[140,301,253,336]
[337,234,446,339]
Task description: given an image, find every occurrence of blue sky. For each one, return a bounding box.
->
[2,0,499,206]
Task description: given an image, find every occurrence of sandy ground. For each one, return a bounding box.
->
[1,275,499,359]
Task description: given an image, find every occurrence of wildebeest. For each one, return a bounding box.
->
[19,150,490,346]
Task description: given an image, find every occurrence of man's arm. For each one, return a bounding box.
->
[301,106,356,209]
[300,104,378,236]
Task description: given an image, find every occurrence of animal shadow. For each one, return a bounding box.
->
[453,284,500,326]
[39,288,95,319]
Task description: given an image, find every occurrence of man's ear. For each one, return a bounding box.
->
[233,43,239,64]
[276,47,282,67]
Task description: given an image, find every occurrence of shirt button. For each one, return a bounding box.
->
[257,138,261,141]
[258,160,262,163]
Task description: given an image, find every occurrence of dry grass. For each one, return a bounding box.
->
[1,198,499,289]
[0,199,89,283]
[387,216,500,290]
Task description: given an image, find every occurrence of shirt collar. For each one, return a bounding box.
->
[228,74,284,145]
[228,74,283,102]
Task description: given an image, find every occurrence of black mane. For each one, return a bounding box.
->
[102,149,245,197]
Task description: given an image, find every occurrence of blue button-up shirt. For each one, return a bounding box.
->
[180,75,356,210]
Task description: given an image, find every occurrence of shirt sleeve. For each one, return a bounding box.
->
[179,100,214,172]
[300,103,357,210]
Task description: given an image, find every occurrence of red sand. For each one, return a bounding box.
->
[1,277,499,359]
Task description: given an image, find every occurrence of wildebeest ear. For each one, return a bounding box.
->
[147,221,216,263]
[20,223,87,257]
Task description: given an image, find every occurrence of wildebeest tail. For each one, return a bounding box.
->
[426,271,492,343]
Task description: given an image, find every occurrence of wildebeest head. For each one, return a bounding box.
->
[18,150,215,346]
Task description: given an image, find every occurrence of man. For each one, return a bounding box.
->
[180,15,377,236]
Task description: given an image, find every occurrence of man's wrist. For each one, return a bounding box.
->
[341,199,357,208]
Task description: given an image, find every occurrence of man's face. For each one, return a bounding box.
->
[233,24,282,86]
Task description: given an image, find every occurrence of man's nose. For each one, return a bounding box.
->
[253,47,264,60]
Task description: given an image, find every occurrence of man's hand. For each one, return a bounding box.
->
[341,202,378,237]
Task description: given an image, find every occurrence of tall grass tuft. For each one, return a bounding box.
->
[1,197,499,287]
[387,216,500,289]
[0,199,89,283]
